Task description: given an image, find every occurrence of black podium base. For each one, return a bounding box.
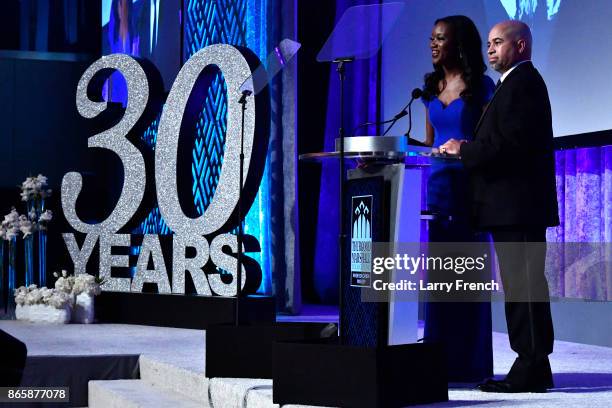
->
[273,340,448,408]
[206,322,336,378]
[95,292,275,329]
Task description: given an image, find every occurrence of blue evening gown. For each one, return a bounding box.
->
[422,75,496,382]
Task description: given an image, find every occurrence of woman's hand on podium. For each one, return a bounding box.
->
[439,138,466,155]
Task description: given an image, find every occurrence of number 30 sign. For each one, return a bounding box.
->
[61,44,270,297]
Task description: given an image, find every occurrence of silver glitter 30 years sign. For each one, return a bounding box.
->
[61,45,270,296]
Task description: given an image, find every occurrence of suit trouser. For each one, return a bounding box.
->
[491,227,554,387]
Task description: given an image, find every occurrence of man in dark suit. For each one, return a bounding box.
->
[440,20,559,393]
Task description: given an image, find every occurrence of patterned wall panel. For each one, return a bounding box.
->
[184,0,246,216]
[182,0,272,295]
[135,112,171,236]
[136,0,248,234]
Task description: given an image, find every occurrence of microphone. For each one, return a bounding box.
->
[382,88,427,137]
[410,87,425,100]
[352,87,428,136]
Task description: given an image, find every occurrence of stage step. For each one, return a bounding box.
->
[139,354,280,407]
[88,379,207,408]
[139,355,209,402]
[138,355,330,407]
[91,354,327,408]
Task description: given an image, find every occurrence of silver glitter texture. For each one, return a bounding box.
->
[64,54,148,233]
[208,233,246,297]
[63,233,97,275]
[132,234,171,293]
[99,233,131,292]
[172,234,212,295]
[156,44,256,235]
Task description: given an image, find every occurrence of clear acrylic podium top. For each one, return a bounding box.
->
[317,3,405,62]
[299,136,460,165]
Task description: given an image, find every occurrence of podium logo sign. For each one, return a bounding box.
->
[350,196,373,287]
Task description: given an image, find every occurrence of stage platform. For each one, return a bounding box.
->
[1,319,612,407]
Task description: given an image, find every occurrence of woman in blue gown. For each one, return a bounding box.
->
[420,15,496,383]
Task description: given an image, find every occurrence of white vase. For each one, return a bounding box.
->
[41,305,71,324]
[72,293,95,324]
[29,304,44,322]
[17,304,71,324]
[15,304,28,321]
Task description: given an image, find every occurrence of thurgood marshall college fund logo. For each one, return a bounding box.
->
[350,196,373,287]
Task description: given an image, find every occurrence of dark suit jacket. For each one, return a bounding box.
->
[137,0,180,90]
[459,61,559,228]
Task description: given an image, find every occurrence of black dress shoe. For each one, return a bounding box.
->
[475,378,504,388]
[477,379,547,393]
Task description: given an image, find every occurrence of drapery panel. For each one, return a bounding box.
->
[547,146,612,300]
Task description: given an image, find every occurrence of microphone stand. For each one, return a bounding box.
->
[235,89,252,326]
[352,113,405,136]
[333,56,353,343]
[383,89,424,137]
[382,99,412,136]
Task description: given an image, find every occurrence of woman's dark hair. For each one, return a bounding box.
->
[423,15,487,106]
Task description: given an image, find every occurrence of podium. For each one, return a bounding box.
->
[304,136,450,346]
[333,136,422,347]
[273,136,451,407]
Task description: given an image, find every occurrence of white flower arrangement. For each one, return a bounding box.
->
[46,290,74,309]
[14,285,74,309]
[38,210,53,231]
[73,274,103,296]
[20,174,52,202]
[53,270,74,293]
[18,214,34,238]
[14,284,72,324]
[52,270,104,324]
[0,207,53,240]
[1,208,21,240]
[13,270,103,324]
[0,176,54,243]
[53,270,104,297]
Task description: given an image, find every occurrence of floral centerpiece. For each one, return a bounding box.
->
[20,174,53,288]
[13,271,104,324]
[1,208,22,317]
[20,174,52,203]
[0,175,54,317]
[0,207,52,291]
[1,208,21,241]
[54,270,104,324]
[14,285,74,324]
